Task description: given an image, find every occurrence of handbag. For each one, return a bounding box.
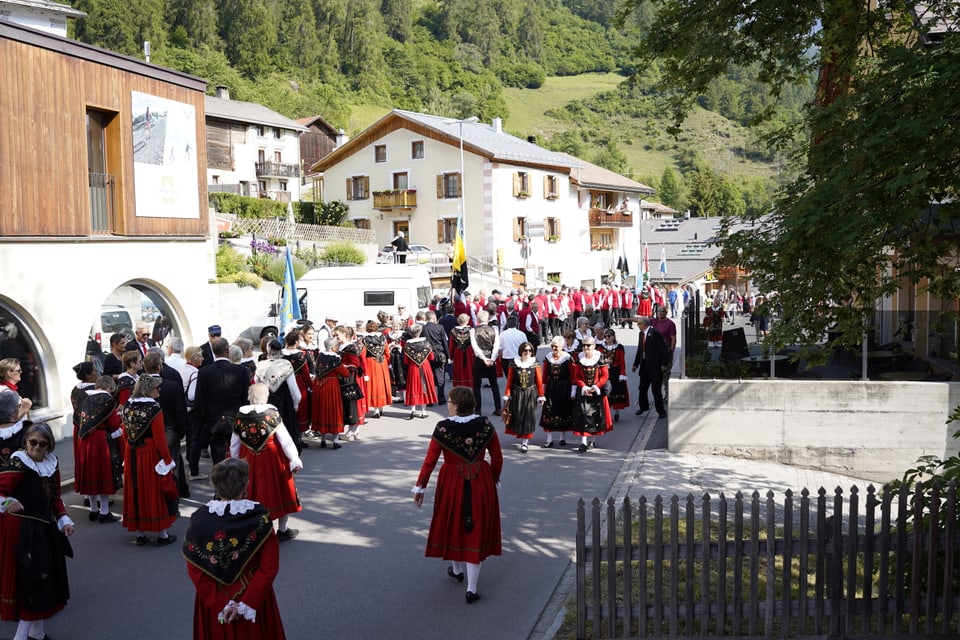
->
[159,471,178,499]
[500,402,512,426]
[340,378,364,401]
[211,415,234,438]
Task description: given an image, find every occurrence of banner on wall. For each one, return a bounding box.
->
[131,91,200,218]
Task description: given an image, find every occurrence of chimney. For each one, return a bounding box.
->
[335,128,350,148]
[492,117,502,134]
[215,85,230,100]
[527,135,537,145]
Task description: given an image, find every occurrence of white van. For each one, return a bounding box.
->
[88,304,135,354]
[297,265,433,326]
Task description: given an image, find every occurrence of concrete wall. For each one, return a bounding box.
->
[669,379,960,484]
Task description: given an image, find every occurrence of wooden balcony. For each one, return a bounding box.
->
[373,189,418,210]
[255,161,300,178]
[588,208,633,228]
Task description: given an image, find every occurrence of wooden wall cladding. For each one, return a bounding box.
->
[0,34,208,238]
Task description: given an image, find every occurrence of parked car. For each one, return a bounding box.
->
[376,244,433,264]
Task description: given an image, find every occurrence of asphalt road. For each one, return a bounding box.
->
[14,326,666,640]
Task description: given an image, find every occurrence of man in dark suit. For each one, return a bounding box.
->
[125,322,155,357]
[422,310,450,404]
[143,349,190,498]
[199,324,222,369]
[192,337,250,467]
[631,315,669,419]
[102,332,128,377]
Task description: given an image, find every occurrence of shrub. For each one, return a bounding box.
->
[264,255,310,285]
[320,241,366,265]
[268,237,287,247]
[209,192,287,219]
[216,245,246,279]
[247,252,270,277]
[219,272,262,288]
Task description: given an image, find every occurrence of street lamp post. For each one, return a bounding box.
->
[458,116,479,247]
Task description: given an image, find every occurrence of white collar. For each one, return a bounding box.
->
[406,336,426,343]
[238,403,276,414]
[603,342,620,349]
[447,413,480,423]
[129,397,157,404]
[0,418,24,439]
[75,382,94,390]
[578,352,601,366]
[86,389,111,396]
[281,348,299,355]
[119,372,137,380]
[547,351,571,364]
[512,356,538,368]
[12,450,58,477]
[205,499,259,516]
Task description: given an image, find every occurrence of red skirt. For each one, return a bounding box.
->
[74,430,116,496]
[451,347,474,387]
[122,443,176,532]
[364,358,392,409]
[238,437,301,520]
[404,363,437,406]
[425,462,502,564]
[311,375,344,434]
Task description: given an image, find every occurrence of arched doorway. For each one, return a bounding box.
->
[0,301,49,410]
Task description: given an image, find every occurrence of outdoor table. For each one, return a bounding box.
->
[740,354,790,377]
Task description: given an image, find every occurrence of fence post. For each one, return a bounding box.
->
[826,487,844,638]
[577,498,586,640]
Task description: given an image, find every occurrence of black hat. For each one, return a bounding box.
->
[208,325,222,336]
[73,361,94,380]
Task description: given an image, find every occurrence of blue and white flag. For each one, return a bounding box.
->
[279,246,301,327]
[659,245,668,276]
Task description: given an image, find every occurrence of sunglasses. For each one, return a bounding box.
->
[27,439,49,449]
[521,349,533,353]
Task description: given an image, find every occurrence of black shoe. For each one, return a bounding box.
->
[635,408,648,415]
[614,412,620,422]
[135,536,147,546]
[320,440,327,448]
[277,528,299,542]
[520,443,528,453]
[578,444,588,453]
[370,410,381,419]
[98,513,119,524]
[588,441,596,449]
[447,566,464,583]
[418,413,429,419]
[88,511,99,522]
[332,441,342,450]
[465,591,481,604]
[156,534,177,546]
[541,441,554,448]
[83,497,91,507]
[559,439,566,447]
[200,449,210,459]
[491,408,501,416]
[658,412,667,419]
[406,411,415,420]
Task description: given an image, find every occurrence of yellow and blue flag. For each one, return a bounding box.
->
[280,246,301,327]
[451,215,469,293]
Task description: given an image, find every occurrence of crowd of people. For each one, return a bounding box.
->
[0,278,687,634]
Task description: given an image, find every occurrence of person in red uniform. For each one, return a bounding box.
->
[230,383,302,542]
[502,342,545,453]
[362,320,392,419]
[121,375,177,546]
[448,313,474,388]
[183,458,287,640]
[0,422,74,640]
[115,350,142,406]
[598,329,630,422]
[413,386,502,604]
[571,338,613,452]
[403,323,436,419]
[76,376,123,523]
[310,337,353,450]
[335,325,366,441]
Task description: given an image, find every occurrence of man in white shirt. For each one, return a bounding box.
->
[498,316,528,380]
[470,310,502,415]
[164,337,190,384]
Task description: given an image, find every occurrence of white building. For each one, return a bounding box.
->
[0,0,84,37]
[311,109,655,290]
[205,87,308,203]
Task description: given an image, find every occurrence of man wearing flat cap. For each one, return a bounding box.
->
[199,325,221,369]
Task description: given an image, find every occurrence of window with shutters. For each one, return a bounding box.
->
[543,175,560,200]
[513,217,527,242]
[411,141,424,159]
[374,145,387,163]
[393,172,409,190]
[545,217,561,241]
[436,173,461,199]
[346,176,370,200]
[437,218,456,244]
[513,172,530,198]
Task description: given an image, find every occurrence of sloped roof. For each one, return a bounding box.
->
[296,114,339,134]
[0,0,85,18]
[913,2,960,41]
[556,152,655,194]
[312,109,581,173]
[638,216,736,285]
[205,95,308,132]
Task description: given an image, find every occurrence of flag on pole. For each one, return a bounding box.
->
[617,245,629,277]
[643,244,650,284]
[659,245,668,277]
[279,246,301,327]
[451,215,469,293]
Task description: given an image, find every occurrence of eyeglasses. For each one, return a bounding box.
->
[521,349,533,353]
[27,439,49,449]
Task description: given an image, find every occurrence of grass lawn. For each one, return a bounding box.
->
[503,72,626,135]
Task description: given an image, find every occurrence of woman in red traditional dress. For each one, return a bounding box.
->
[598,329,630,422]
[335,325,366,441]
[413,386,502,604]
[0,422,74,640]
[448,313,474,388]
[183,458,287,640]
[76,376,123,523]
[231,383,302,542]
[310,337,353,450]
[115,350,142,406]
[402,324,436,420]
[502,342,545,453]
[121,375,177,546]
[69,362,98,508]
[362,320,392,418]
[571,338,613,452]
[282,329,313,441]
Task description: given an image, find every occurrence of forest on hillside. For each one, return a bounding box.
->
[68,0,815,216]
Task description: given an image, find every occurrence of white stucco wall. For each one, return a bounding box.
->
[669,378,960,483]
[0,239,212,437]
